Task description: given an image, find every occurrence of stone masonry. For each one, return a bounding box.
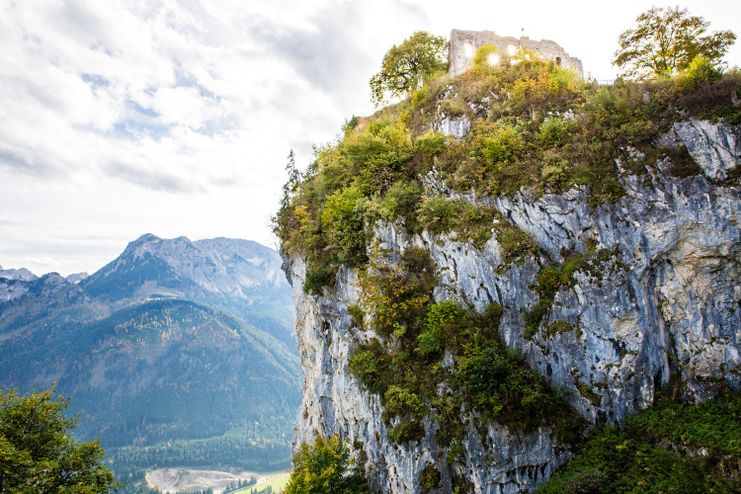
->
[448,29,584,78]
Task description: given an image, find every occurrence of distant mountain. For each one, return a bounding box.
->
[66,272,88,284]
[0,263,37,282]
[0,235,299,473]
[81,234,294,346]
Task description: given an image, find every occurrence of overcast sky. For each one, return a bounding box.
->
[1,0,739,276]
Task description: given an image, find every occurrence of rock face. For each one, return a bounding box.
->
[283,121,740,493]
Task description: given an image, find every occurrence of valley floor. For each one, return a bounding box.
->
[145,467,289,494]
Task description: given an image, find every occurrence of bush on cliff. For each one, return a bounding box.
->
[284,434,368,494]
[536,393,741,494]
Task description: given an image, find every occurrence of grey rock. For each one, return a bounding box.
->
[284,120,741,492]
[436,114,471,139]
[659,118,740,180]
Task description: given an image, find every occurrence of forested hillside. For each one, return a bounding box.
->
[0,235,299,491]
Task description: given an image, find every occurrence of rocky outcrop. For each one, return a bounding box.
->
[284,121,740,493]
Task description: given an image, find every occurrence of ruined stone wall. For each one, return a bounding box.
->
[448,29,584,78]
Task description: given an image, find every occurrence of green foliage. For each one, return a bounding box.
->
[537,393,741,494]
[360,247,436,339]
[349,269,583,447]
[321,183,368,267]
[537,118,572,147]
[368,180,424,233]
[614,6,736,78]
[493,215,538,267]
[426,299,470,334]
[416,196,458,235]
[625,393,741,457]
[416,197,497,249]
[523,251,607,339]
[472,44,500,68]
[474,123,526,169]
[347,304,365,328]
[284,435,368,494]
[415,130,448,155]
[0,388,116,493]
[275,32,738,298]
[420,464,442,493]
[346,117,414,194]
[416,328,443,357]
[675,55,724,91]
[369,31,448,104]
[348,340,388,395]
[383,386,427,442]
[455,346,578,436]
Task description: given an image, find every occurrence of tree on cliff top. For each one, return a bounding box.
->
[369,31,447,105]
[0,388,116,493]
[613,6,736,78]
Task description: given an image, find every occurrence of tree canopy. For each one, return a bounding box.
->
[369,31,447,105]
[0,388,116,493]
[283,435,368,494]
[613,6,736,78]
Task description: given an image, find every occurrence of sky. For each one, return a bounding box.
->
[1,0,739,276]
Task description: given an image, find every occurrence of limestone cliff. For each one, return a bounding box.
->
[282,120,739,493]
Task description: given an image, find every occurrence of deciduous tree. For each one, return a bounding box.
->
[0,388,116,493]
[284,435,368,494]
[369,32,447,104]
[614,7,735,78]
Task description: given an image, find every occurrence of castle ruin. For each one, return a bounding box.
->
[448,29,584,78]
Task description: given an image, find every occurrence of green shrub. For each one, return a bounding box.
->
[417,329,443,357]
[417,198,496,249]
[321,183,368,267]
[475,124,526,169]
[546,320,573,337]
[348,340,389,395]
[361,247,436,339]
[420,464,442,493]
[383,385,427,443]
[537,393,741,494]
[415,130,448,155]
[537,118,572,148]
[371,180,424,233]
[417,196,459,235]
[426,300,470,334]
[347,305,365,329]
[388,418,426,443]
[524,253,592,338]
[383,385,426,420]
[344,118,414,195]
[676,55,723,91]
[303,260,335,296]
[285,435,369,494]
[493,216,537,267]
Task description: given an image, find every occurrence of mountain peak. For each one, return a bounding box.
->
[66,272,89,284]
[133,233,161,243]
[0,265,38,282]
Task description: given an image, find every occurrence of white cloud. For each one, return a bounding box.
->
[0,0,739,275]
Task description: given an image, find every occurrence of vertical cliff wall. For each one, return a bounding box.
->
[283,119,739,493]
